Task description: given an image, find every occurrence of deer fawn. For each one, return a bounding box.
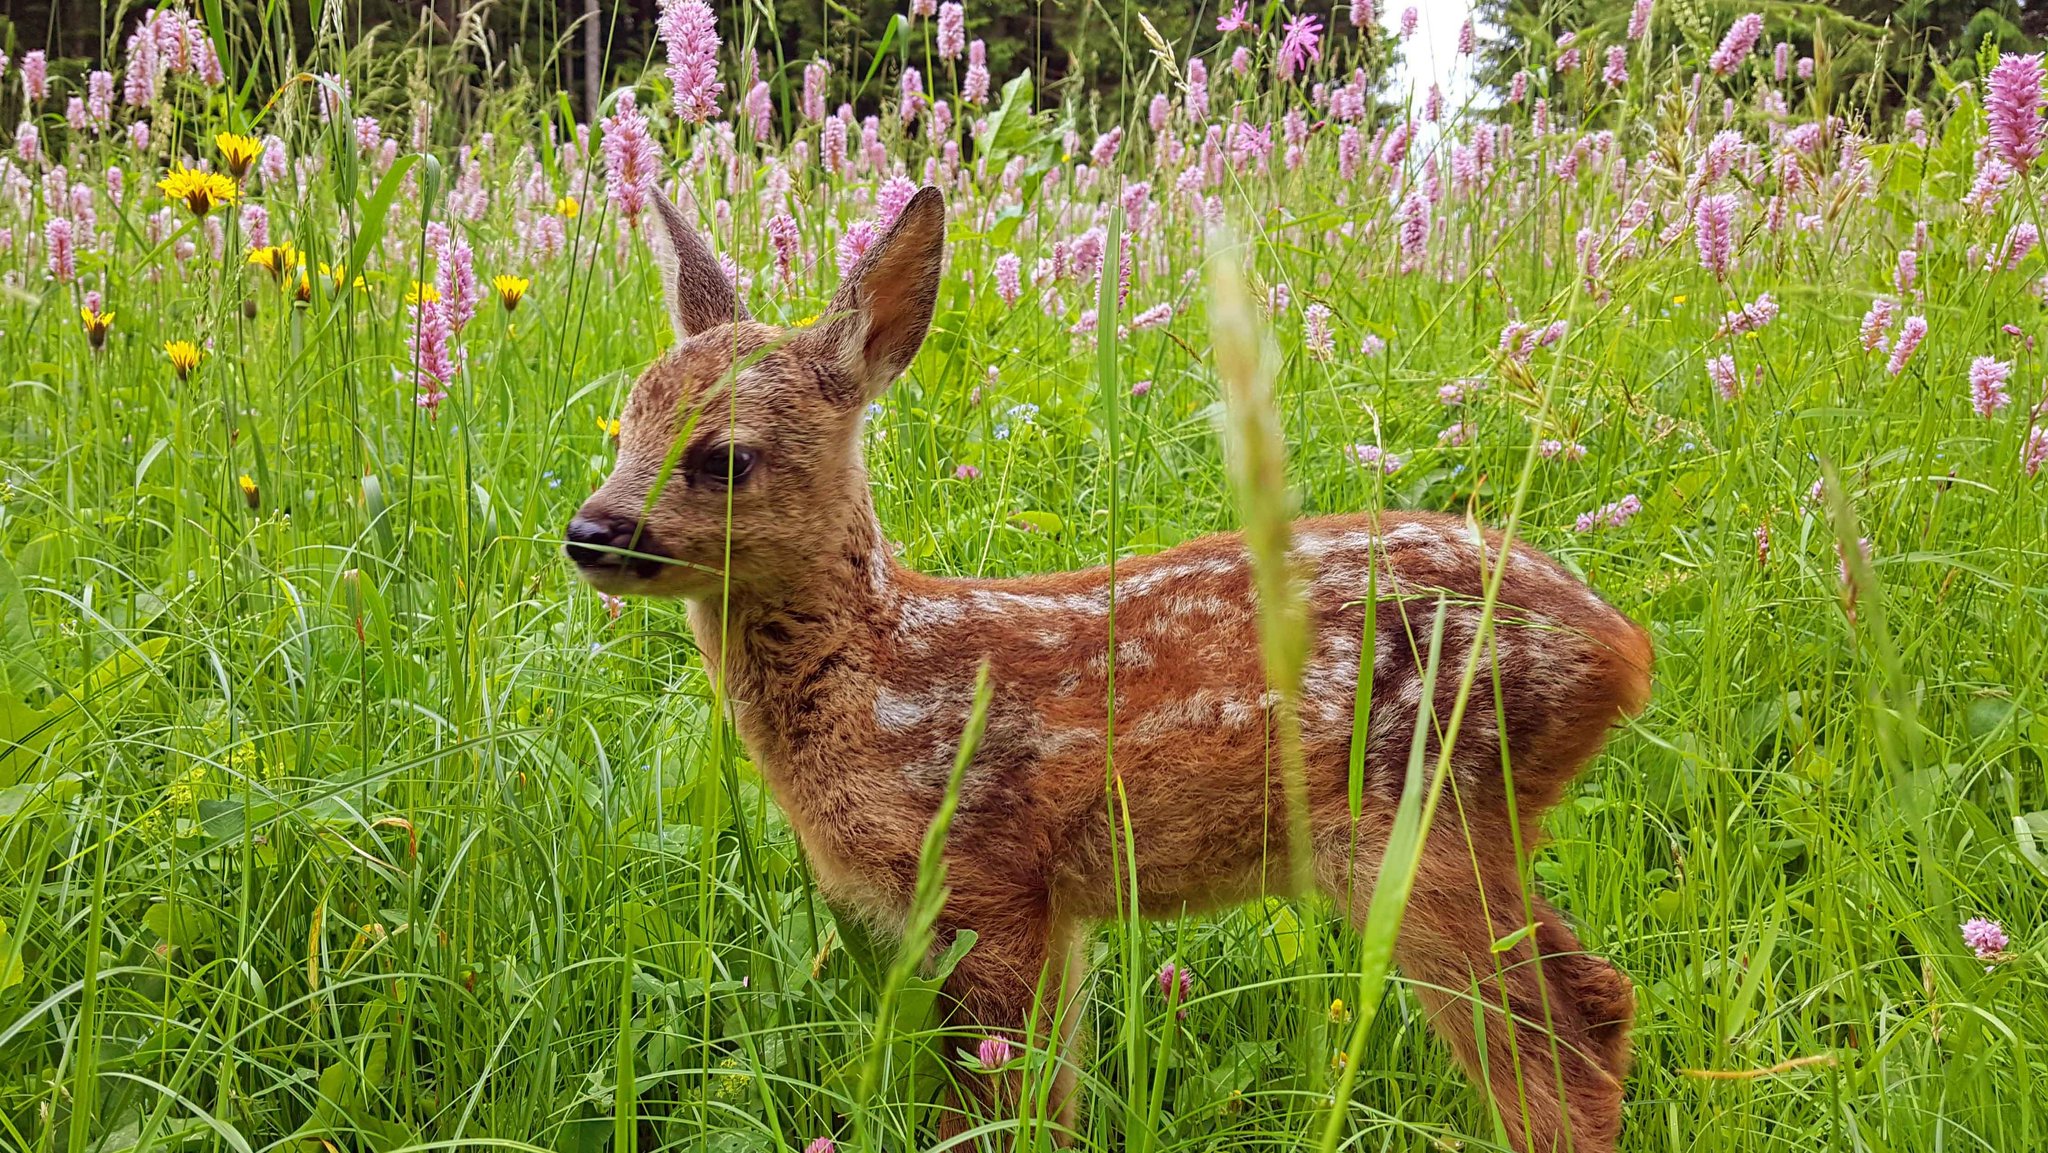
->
[566,186,1652,1151]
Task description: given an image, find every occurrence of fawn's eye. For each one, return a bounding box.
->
[692,443,759,488]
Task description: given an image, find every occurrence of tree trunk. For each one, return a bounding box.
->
[584,0,602,124]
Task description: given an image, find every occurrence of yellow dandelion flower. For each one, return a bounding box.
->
[555,195,580,219]
[1672,293,1688,305]
[80,305,114,349]
[793,313,819,328]
[214,132,263,181]
[293,268,312,303]
[164,339,203,380]
[597,415,621,438]
[406,281,441,306]
[158,164,237,217]
[246,241,301,283]
[237,473,260,509]
[491,273,530,312]
[320,261,366,291]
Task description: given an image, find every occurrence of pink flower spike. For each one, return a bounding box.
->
[1886,315,1928,376]
[1960,917,2009,960]
[1984,54,2046,173]
[2024,427,2048,477]
[1694,193,1739,279]
[805,1139,836,1153]
[1968,356,2013,417]
[657,0,724,123]
[1707,353,1741,400]
[1708,13,1764,76]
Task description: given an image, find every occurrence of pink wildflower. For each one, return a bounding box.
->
[1277,14,1324,80]
[741,80,772,141]
[1574,494,1642,532]
[2025,427,2048,477]
[1721,292,1778,335]
[802,59,830,121]
[44,217,74,283]
[1400,7,1418,38]
[1886,315,1927,376]
[838,219,878,277]
[1859,298,1896,352]
[1622,0,1654,39]
[768,212,801,285]
[410,298,456,410]
[976,1035,1014,1069]
[1984,54,2046,173]
[805,1139,836,1153]
[937,2,966,60]
[21,51,45,103]
[899,67,925,124]
[658,0,724,123]
[1458,19,1477,55]
[1304,303,1334,358]
[1217,3,1255,34]
[994,252,1022,307]
[1894,249,1917,295]
[964,40,990,103]
[877,176,919,229]
[1961,917,2010,960]
[1604,46,1629,88]
[1707,353,1741,400]
[1157,962,1195,1016]
[1397,190,1430,270]
[1131,302,1172,330]
[1708,13,1764,76]
[600,92,659,222]
[1968,356,2013,417]
[1694,193,1739,279]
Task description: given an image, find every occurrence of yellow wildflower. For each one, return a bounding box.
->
[597,415,621,439]
[237,473,260,509]
[80,305,114,349]
[214,132,263,181]
[406,281,441,306]
[164,339,203,380]
[246,241,301,283]
[793,313,819,328]
[555,195,580,219]
[491,273,530,312]
[320,261,365,291]
[158,164,237,217]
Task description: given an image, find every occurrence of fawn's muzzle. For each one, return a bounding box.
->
[564,513,669,578]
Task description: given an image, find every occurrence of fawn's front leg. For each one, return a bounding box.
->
[932,884,1085,1146]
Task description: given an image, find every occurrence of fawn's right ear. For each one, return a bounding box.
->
[645,193,750,341]
[812,186,946,409]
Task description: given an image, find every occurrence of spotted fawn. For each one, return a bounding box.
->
[566,186,1651,1151]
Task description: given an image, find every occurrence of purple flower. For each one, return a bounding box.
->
[1400,7,1418,38]
[801,58,830,121]
[1694,193,1739,279]
[1886,315,1927,376]
[1458,19,1477,56]
[805,1139,836,1153]
[975,1035,1014,1069]
[44,217,74,283]
[899,66,925,124]
[1304,303,1334,359]
[1345,444,1403,473]
[1360,333,1386,356]
[953,464,981,481]
[1396,190,1430,271]
[1984,54,2045,173]
[1277,13,1324,80]
[21,50,45,103]
[2024,427,2048,477]
[1708,13,1764,76]
[1721,293,1778,336]
[1894,249,1917,295]
[1706,353,1741,400]
[1216,2,1254,34]
[1157,961,1195,1012]
[600,92,658,222]
[410,297,457,410]
[741,80,772,141]
[1628,0,1653,40]
[1968,356,2013,417]
[1859,298,1896,352]
[994,253,1022,307]
[937,2,966,60]
[1604,46,1629,87]
[1130,378,1153,398]
[1131,302,1172,330]
[768,212,801,285]
[837,219,878,277]
[1574,494,1642,533]
[658,0,724,123]
[1439,422,1472,447]
[964,40,990,104]
[1961,917,2010,960]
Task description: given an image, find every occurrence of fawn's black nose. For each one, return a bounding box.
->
[564,514,666,575]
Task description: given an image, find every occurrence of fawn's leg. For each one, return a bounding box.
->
[1390,845,1635,1153]
[932,891,1078,1145]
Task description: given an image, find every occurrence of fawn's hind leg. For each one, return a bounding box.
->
[1322,833,1634,1153]
[1397,843,1633,1153]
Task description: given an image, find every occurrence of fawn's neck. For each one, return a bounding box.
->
[684,473,896,735]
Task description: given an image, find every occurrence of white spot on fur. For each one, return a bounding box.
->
[874,686,935,732]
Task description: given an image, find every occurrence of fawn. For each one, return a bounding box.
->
[566,186,1652,1152]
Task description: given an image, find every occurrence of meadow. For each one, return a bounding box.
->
[1,2,2045,1150]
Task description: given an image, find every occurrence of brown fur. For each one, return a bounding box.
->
[569,187,1652,1151]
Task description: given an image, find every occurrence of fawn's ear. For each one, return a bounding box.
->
[645,193,750,340]
[814,186,946,408]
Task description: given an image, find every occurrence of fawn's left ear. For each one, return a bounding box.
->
[813,186,946,408]
[645,193,750,341]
